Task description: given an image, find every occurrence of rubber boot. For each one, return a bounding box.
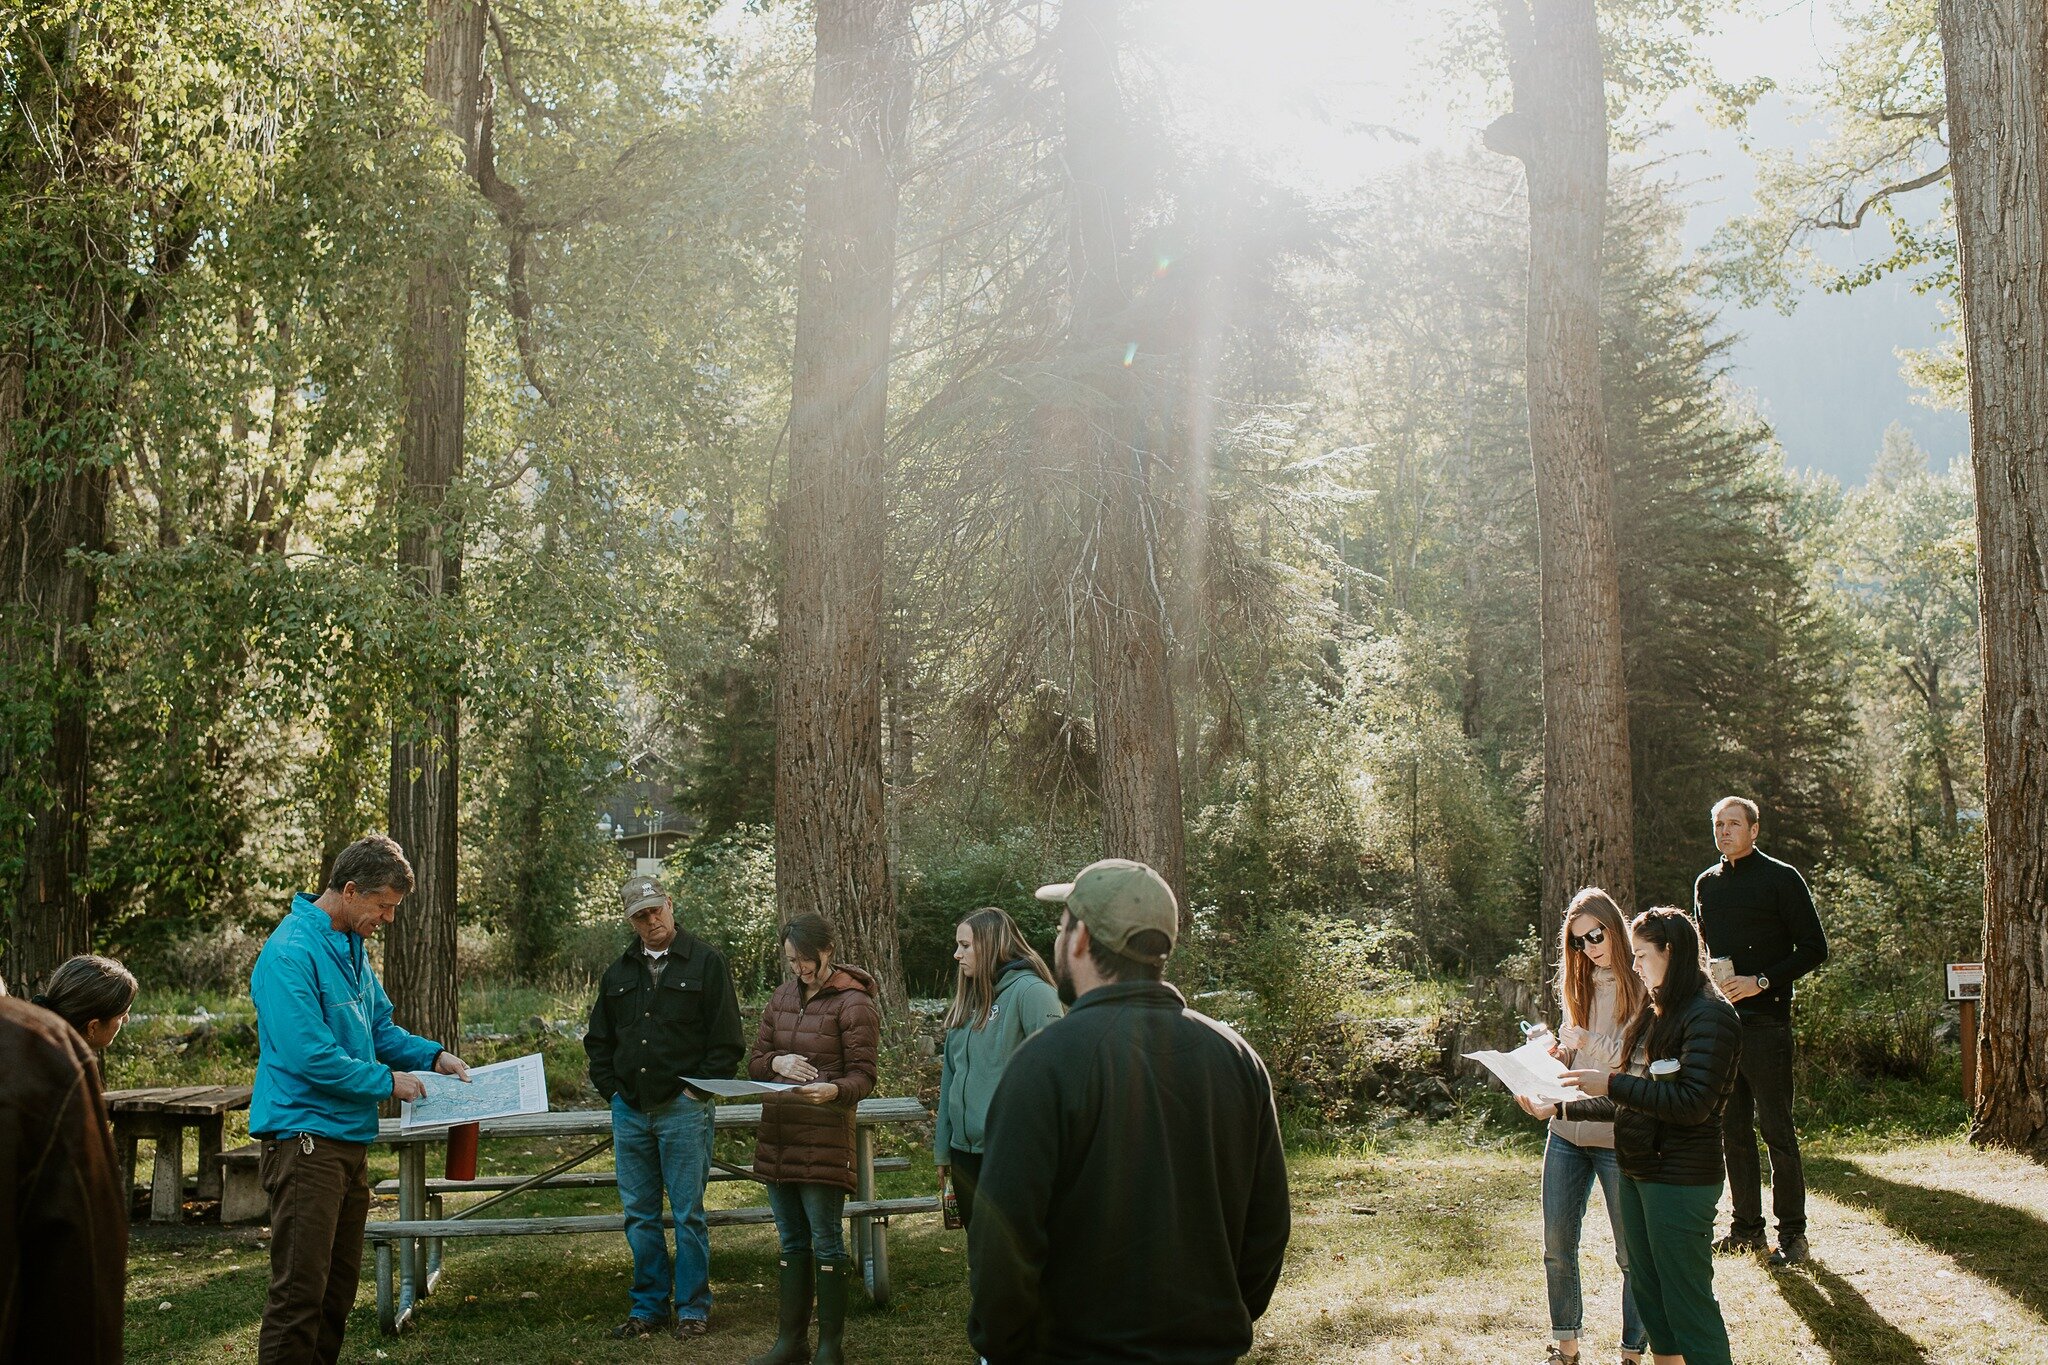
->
[810,1254,851,1365]
[745,1251,812,1365]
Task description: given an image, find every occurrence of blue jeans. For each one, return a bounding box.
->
[766,1180,847,1260]
[1542,1131,1647,1354]
[613,1092,716,1323]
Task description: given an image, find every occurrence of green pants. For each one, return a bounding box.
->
[1615,1176,1733,1365]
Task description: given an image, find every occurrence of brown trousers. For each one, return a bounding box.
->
[258,1135,370,1365]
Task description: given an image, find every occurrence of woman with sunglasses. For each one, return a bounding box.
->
[1518,888,1652,1365]
[1560,908,1743,1365]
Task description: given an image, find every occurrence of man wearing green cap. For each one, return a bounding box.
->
[585,873,745,1340]
[967,858,1291,1364]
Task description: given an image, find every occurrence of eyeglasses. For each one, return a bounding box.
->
[1569,926,1607,952]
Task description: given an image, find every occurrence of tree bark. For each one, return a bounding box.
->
[0,31,146,993]
[1939,0,2048,1155]
[1485,0,1634,1003]
[775,0,911,1011]
[1056,0,1188,911]
[386,0,486,1051]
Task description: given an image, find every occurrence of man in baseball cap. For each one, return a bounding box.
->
[584,873,744,1340]
[968,858,1291,1364]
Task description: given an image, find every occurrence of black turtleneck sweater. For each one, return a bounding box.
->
[1692,848,1829,1016]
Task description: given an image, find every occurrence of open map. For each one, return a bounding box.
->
[400,1053,549,1130]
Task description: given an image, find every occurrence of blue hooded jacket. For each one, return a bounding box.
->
[249,893,444,1143]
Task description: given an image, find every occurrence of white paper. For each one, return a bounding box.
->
[400,1053,549,1130]
[683,1076,799,1099]
[1464,1037,1583,1105]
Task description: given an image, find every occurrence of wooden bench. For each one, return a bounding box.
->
[105,1086,253,1222]
[370,1097,934,1334]
[217,1146,913,1228]
[367,1157,908,1197]
[363,1196,941,1335]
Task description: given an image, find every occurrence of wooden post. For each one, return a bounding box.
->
[1961,997,1979,1108]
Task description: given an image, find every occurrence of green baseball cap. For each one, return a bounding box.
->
[619,874,668,918]
[1035,858,1178,963]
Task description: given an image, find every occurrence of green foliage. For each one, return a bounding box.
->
[668,826,780,997]
[1796,828,1983,1081]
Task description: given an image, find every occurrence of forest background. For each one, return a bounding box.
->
[0,0,1992,1121]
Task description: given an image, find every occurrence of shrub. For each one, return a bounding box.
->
[1795,831,1982,1081]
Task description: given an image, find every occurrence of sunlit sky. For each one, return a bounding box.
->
[716,0,1960,484]
[1154,0,1963,484]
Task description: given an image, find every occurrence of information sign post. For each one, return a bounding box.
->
[1947,962,1985,1107]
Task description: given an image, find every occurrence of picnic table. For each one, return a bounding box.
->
[104,1085,254,1222]
[367,1095,936,1334]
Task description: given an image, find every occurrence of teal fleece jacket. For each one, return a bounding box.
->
[249,894,445,1143]
[934,965,1063,1162]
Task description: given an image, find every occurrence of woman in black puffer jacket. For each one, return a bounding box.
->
[1561,907,1742,1365]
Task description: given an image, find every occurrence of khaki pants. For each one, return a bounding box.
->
[258,1135,370,1365]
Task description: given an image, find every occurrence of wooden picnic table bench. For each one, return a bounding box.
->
[367,1096,936,1334]
[104,1085,253,1223]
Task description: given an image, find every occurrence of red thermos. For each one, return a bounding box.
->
[445,1121,480,1181]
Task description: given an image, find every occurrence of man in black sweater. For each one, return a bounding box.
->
[1693,796,1828,1267]
[968,859,1291,1365]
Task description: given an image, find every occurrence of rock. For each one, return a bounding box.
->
[914,1036,937,1058]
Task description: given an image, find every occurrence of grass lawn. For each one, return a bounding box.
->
[111,991,2048,1364]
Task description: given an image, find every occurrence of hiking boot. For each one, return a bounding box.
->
[673,1315,711,1339]
[745,1251,813,1365]
[811,1253,851,1365]
[1769,1235,1811,1267]
[1714,1232,1767,1255]
[612,1315,667,1339]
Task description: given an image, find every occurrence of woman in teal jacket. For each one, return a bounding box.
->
[934,907,1062,1230]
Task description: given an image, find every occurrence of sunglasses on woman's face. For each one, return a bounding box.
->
[1570,926,1607,952]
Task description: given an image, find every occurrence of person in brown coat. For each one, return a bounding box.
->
[0,973,129,1365]
[745,914,879,1365]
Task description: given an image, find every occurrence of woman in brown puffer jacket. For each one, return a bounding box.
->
[746,914,878,1365]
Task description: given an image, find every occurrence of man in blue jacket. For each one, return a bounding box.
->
[250,835,470,1365]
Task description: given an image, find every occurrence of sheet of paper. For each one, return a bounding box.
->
[400,1053,549,1130]
[1464,1037,1582,1105]
[683,1077,799,1099]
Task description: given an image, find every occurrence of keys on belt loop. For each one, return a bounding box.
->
[299,1133,316,1155]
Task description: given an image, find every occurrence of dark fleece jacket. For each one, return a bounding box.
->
[968,981,1291,1365]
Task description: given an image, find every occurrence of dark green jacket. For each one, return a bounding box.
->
[934,965,1063,1162]
[584,933,744,1110]
[968,981,1291,1365]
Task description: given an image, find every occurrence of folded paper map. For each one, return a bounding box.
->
[683,1077,801,1099]
[1463,1036,1583,1106]
[400,1053,549,1130]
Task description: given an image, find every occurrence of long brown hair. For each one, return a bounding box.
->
[1556,888,1650,1036]
[1624,906,1727,1062]
[942,907,1054,1031]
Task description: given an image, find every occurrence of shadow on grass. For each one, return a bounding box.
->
[1768,1260,1932,1365]
[1807,1154,2048,1322]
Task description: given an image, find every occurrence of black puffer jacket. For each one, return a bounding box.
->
[1560,990,1742,1185]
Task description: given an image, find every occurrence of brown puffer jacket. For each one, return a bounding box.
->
[748,965,880,1191]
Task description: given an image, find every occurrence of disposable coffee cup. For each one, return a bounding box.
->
[1709,956,1737,986]
[1649,1058,1681,1081]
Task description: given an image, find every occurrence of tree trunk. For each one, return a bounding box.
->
[775,0,911,1011]
[1057,0,1188,911]
[0,30,144,993]
[386,0,485,1051]
[1485,0,1634,1006]
[1939,0,2048,1155]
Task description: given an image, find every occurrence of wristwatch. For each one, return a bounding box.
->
[1755,975,1772,992]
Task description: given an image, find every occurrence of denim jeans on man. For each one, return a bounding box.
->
[1721,1012,1805,1241]
[766,1180,847,1260]
[1543,1131,1647,1355]
[612,1091,716,1323]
